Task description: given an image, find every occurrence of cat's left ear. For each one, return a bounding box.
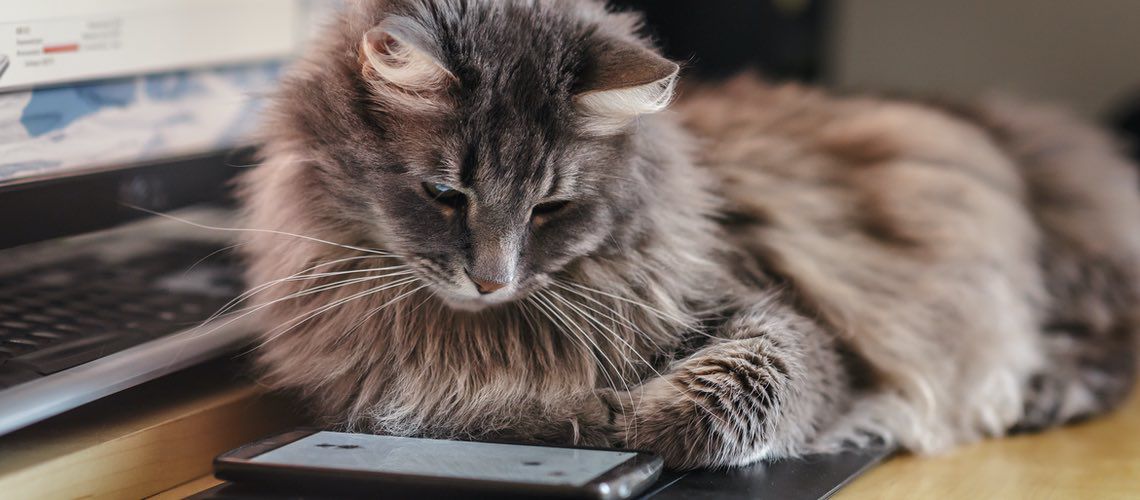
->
[360,17,456,109]
[574,40,680,135]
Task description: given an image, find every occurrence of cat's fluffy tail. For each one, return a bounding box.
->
[973,97,1140,430]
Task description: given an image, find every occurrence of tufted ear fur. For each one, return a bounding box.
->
[575,40,680,135]
[360,17,455,109]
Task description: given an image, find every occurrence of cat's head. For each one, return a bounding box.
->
[274,0,680,311]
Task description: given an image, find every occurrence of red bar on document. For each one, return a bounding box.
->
[43,44,80,54]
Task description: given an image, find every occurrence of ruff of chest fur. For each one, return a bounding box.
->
[241,121,729,438]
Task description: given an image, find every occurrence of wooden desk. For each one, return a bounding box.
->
[0,360,300,499]
[163,389,1140,499]
[837,391,1140,499]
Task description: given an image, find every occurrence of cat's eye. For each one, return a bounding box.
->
[532,200,571,220]
[422,182,465,208]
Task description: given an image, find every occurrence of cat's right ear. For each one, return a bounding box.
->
[360,19,455,109]
[574,40,680,135]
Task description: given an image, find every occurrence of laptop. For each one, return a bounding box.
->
[0,0,338,436]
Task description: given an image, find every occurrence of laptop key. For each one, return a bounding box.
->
[1,339,37,357]
[9,332,148,375]
[21,314,56,324]
[29,331,65,340]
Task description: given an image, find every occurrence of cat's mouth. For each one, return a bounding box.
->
[436,289,518,311]
[428,275,546,312]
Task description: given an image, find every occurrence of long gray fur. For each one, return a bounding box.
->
[237,0,1140,469]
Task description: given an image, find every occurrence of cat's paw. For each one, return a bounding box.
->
[611,352,789,469]
[515,390,623,448]
[565,389,625,448]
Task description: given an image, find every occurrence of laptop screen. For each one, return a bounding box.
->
[0,0,339,186]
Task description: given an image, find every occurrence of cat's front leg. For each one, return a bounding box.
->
[613,301,849,469]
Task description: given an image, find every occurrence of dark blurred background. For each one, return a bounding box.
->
[610,0,828,81]
[610,0,1140,162]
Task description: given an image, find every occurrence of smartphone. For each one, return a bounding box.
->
[214,429,664,499]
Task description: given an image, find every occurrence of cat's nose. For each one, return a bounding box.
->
[466,269,509,295]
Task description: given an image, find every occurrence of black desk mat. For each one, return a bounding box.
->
[641,447,892,499]
[191,447,892,500]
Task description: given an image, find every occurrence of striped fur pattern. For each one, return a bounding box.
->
[238,0,1140,469]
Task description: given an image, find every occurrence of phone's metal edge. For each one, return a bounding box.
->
[591,453,664,500]
[215,428,319,463]
[0,318,258,436]
[215,458,607,497]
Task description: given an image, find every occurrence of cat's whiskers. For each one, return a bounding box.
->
[289,264,411,281]
[223,152,312,169]
[542,290,644,438]
[548,281,728,428]
[547,291,641,379]
[332,281,429,346]
[562,280,715,339]
[255,276,421,340]
[182,242,246,277]
[250,276,421,354]
[519,299,574,375]
[550,280,671,355]
[400,285,439,319]
[209,261,405,321]
[220,270,416,320]
[126,205,421,339]
[527,295,618,441]
[534,292,626,388]
[548,284,694,434]
[187,270,417,345]
[524,296,586,363]
[527,294,631,443]
[204,262,411,325]
[126,205,397,257]
[529,294,617,386]
[541,291,657,444]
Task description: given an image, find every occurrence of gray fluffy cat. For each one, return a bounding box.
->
[239,0,1140,468]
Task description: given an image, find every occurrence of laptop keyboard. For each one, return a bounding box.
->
[0,243,243,389]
